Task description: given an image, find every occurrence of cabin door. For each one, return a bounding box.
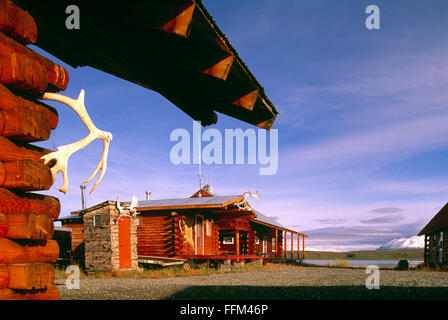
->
[118,216,132,269]
[439,231,444,264]
[195,215,205,255]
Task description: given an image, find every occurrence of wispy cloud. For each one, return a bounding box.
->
[369,207,404,214]
[314,218,347,225]
[360,214,405,224]
[285,113,448,170]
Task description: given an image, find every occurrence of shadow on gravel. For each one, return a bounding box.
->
[166,286,448,300]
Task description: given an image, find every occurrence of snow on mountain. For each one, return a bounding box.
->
[377,236,424,250]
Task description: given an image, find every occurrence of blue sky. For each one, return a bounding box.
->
[37,0,448,251]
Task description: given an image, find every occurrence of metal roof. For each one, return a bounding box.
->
[56,214,82,221]
[137,195,242,209]
[253,210,289,230]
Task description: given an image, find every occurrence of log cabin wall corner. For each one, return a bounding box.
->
[0,0,68,300]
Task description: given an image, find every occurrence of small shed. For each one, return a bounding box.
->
[58,201,139,273]
[419,203,448,266]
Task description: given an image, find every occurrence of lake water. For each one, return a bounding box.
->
[303,260,424,268]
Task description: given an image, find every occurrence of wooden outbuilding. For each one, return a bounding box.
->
[419,203,448,266]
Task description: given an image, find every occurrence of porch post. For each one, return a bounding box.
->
[236,231,240,256]
[302,235,305,260]
[283,231,287,259]
[297,234,300,260]
[290,232,293,259]
[275,229,278,258]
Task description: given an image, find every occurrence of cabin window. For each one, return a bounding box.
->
[206,220,211,236]
[93,214,101,227]
[223,236,234,245]
[255,237,260,245]
[137,215,141,227]
[272,237,276,252]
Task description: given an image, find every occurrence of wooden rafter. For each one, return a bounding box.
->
[161,3,195,37]
[202,55,234,80]
[233,89,258,111]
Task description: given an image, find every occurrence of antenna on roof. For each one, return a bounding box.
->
[197,124,202,196]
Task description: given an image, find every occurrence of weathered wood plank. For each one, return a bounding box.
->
[0,239,59,263]
[5,263,54,290]
[0,264,8,288]
[0,188,60,218]
[0,83,58,130]
[0,0,38,44]
[0,32,68,91]
[0,213,6,238]
[0,136,51,161]
[0,105,51,141]
[0,52,47,93]
[0,284,58,300]
[6,212,54,240]
[0,160,52,190]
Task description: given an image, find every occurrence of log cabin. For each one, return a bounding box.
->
[419,203,448,267]
[137,187,307,262]
[58,186,307,269]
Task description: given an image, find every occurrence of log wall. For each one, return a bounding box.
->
[425,228,448,266]
[137,212,173,257]
[137,211,220,257]
[0,0,68,300]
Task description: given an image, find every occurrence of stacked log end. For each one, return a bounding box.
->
[0,0,69,300]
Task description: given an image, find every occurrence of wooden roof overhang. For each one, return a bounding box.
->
[418,202,448,236]
[16,0,278,129]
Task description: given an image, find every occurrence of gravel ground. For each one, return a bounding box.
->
[57,266,448,300]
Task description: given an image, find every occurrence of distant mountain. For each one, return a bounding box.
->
[377,236,424,250]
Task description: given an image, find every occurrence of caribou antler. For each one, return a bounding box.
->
[235,188,260,211]
[40,89,112,194]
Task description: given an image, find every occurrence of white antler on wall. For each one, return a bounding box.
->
[40,89,112,194]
